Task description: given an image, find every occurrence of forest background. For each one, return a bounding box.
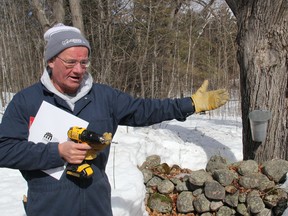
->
[0,0,240,113]
[3,0,286,161]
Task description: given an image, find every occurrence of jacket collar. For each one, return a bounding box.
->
[40,68,93,111]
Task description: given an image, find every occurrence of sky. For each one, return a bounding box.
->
[0,103,287,216]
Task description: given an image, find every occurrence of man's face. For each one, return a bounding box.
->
[48,46,89,94]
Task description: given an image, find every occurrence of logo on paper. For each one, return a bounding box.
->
[43,132,53,143]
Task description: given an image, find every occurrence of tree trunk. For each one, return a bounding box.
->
[69,0,84,33]
[225,0,288,162]
[52,0,65,24]
[31,0,65,31]
[31,0,51,31]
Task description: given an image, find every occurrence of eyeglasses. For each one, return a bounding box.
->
[56,56,90,68]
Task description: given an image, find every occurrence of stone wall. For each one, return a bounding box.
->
[139,155,288,215]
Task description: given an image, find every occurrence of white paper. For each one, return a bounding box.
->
[28,101,88,180]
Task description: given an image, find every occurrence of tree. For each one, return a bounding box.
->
[31,0,84,32]
[225,0,288,162]
[0,0,239,110]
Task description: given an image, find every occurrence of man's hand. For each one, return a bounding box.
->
[191,80,229,113]
[58,141,92,164]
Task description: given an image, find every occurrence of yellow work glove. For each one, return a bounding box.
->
[191,80,229,113]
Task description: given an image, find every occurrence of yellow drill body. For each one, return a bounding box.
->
[66,126,112,178]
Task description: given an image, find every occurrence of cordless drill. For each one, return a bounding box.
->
[66,126,112,178]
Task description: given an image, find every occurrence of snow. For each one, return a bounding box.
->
[106,114,243,216]
[0,103,287,216]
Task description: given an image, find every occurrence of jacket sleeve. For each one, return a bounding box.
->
[0,94,65,170]
[113,89,195,126]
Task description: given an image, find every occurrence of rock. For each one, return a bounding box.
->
[213,169,237,186]
[210,201,223,211]
[188,170,213,187]
[225,185,237,194]
[238,160,259,175]
[192,188,203,197]
[204,180,226,200]
[206,155,228,173]
[246,191,265,214]
[216,206,234,215]
[141,155,161,169]
[257,177,275,191]
[238,192,247,203]
[148,193,172,213]
[236,203,249,216]
[154,163,170,174]
[146,176,162,187]
[238,173,268,189]
[141,168,153,184]
[175,181,189,192]
[142,155,288,215]
[255,208,272,216]
[170,177,182,185]
[202,213,213,216]
[272,197,288,216]
[193,193,210,213]
[225,190,239,207]
[176,191,194,213]
[157,179,174,194]
[262,159,288,183]
[263,188,287,208]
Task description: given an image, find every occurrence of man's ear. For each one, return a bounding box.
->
[47,58,55,69]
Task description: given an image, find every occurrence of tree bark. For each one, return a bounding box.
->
[31,0,51,31]
[69,0,85,33]
[225,0,288,162]
[31,0,65,32]
[52,0,65,24]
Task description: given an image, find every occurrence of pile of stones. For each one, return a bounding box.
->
[139,155,288,215]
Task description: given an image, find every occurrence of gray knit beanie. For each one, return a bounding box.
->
[44,23,91,62]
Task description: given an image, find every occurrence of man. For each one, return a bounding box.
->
[0,23,229,216]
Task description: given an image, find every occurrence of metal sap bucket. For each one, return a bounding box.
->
[248,110,272,142]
